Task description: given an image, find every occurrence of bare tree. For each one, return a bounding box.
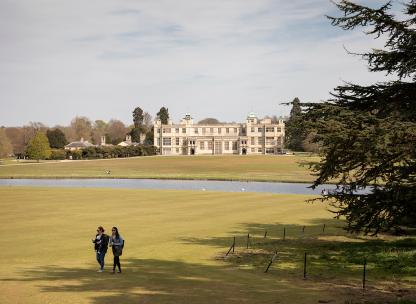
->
[106,119,127,144]
[70,116,92,141]
[302,132,320,153]
[21,122,47,148]
[143,112,153,131]
[0,128,13,158]
[91,120,107,144]
[4,127,25,155]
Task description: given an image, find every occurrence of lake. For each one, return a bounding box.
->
[0,178,338,195]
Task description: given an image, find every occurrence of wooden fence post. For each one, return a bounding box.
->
[283,227,286,240]
[226,236,236,256]
[233,236,235,253]
[303,252,307,279]
[246,233,250,249]
[264,251,278,273]
[264,230,267,238]
[363,258,367,290]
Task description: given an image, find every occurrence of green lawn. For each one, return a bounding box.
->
[0,187,414,304]
[0,155,317,182]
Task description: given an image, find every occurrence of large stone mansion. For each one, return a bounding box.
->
[154,113,285,155]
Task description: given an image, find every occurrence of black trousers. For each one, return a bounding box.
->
[113,256,121,271]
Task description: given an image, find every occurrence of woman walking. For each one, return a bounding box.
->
[92,226,109,273]
[109,227,124,274]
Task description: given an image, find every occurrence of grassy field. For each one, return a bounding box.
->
[0,187,414,304]
[0,155,317,183]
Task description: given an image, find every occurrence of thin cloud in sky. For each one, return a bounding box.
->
[0,0,398,126]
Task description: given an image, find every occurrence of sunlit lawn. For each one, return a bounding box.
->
[0,155,317,182]
[0,187,414,304]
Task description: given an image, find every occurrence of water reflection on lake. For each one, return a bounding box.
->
[0,178,339,195]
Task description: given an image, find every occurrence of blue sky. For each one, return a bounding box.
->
[0,0,399,126]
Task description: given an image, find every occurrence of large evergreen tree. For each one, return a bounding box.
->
[26,132,51,161]
[285,97,305,151]
[157,107,169,124]
[130,127,142,143]
[144,127,154,146]
[303,1,416,234]
[131,107,146,143]
[132,107,144,128]
[46,128,67,149]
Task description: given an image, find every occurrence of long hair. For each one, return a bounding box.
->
[112,226,120,238]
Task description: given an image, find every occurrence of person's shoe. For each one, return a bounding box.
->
[97,269,104,273]
[117,269,121,273]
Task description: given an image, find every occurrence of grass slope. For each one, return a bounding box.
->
[0,187,414,304]
[0,155,317,182]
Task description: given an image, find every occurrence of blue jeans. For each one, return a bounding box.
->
[96,251,106,270]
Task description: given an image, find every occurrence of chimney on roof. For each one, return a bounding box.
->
[126,134,132,144]
[80,137,84,143]
[101,136,106,146]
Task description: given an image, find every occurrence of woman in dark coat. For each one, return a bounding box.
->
[109,227,124,273]
[92,226,109,272]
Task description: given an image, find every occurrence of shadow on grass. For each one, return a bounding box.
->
[2,219,415,304]
[180,219,416,283]
[1,258,326,304]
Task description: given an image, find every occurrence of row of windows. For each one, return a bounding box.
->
[163,147,181,154]
[199,141,239,150]
[161,141,237,150]
[161,127,240,134]
[251,137,283,145]
[249,127,282,133]
[160,139,240,150]
[159,137,282,146]
[249,148,275,153]
[160,126,282,134]
[163,147,275,154]
[243,137,280,145]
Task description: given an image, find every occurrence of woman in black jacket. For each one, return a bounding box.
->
[92,226,109,272]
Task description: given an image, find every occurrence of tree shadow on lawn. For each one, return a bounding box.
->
[2,258,332,304]
[2,219,415,304]
[180,219,416,303]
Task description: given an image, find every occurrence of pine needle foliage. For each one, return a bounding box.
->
[303,1,416,235]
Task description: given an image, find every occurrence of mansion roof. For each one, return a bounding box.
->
[65,141,94,148]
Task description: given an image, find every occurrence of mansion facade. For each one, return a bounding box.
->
[154,114,285,155]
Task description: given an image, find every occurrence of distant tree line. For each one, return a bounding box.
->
[0,106,171,160]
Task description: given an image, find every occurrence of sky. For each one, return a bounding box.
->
[0,0,400,127]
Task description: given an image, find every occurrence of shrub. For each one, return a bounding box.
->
[64,145,156,160]
[49,149,66,160]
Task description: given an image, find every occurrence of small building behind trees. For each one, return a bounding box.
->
[117,135,140,147]
[64,138,94,151]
